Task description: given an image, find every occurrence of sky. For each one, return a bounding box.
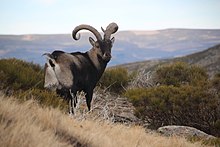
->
[0,0,220,34]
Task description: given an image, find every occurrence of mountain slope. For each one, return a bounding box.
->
[115,44,220,76]
[175,44,220,76]
[0,29,220,66]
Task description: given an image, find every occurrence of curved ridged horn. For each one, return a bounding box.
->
[72,24,102,41]
[102,22,118,40]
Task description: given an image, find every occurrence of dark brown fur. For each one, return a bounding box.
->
[44,23,118,114]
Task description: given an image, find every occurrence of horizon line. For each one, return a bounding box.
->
[1,27,220,35]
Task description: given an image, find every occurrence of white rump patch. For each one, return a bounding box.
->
[44,60,59,91]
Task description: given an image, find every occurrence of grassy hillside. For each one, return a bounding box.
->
[0,57,219,146]
[0,95,205,147]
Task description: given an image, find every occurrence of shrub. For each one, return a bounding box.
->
[125,62,220,136]
[128,69,155,89]
[99,67,133,93]
[211,73,220,92]
[125,85,220,136]
[155,62,208,87]
[0,58,68,111]
[0,58,44,91]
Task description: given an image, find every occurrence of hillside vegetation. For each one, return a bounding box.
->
[0,58,68,110]
[116,44,220,77]
[0,57,220,146]
[0,95,204,147]
[125,62,220,137]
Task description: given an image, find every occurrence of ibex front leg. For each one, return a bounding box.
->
[69,89,77,115]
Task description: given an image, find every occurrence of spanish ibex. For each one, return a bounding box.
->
[44,22,118,114]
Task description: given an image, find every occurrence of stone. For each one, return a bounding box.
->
[157,125,216,139]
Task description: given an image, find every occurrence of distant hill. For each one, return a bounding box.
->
[174,44,220,76]
[0,29,220,66]
[115,44,220,76]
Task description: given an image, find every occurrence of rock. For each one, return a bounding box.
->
[157,125,216,139]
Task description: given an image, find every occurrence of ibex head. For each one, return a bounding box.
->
[72,22,118,62]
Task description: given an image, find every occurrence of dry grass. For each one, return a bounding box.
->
[128,69,155,89]
[0,94,208,147]
[72,90,138,125]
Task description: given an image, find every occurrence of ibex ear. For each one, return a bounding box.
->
[101,27,105,32]
[89,37,95,47]
[111,37,115,44]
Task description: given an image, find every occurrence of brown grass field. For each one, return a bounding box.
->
[0,95,208,147]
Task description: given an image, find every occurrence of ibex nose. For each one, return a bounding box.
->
[105,52,111,58]
[103,52,112,61]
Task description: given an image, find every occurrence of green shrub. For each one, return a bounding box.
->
[211,73,220,92]
[155,62,208,87]
[0,58,68,111]
[0,58,44,91]
[125,62,220,137]
[99,67,133,93]
[125,85,220,136]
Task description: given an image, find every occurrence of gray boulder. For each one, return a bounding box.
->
[157,125,215,139]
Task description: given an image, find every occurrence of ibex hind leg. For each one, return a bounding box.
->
[85,90,93,111]
[69,98,74,115]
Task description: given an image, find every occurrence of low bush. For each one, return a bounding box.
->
[128,69,155,89]
[125,85,220,135]
[0,58,68,111]
[211,73,220,92]
[0,58,44,91]
[125,62,220,137]
[99,67,133,93]
[155,62,208,87]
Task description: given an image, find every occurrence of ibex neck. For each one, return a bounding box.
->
[87,49,107,72]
